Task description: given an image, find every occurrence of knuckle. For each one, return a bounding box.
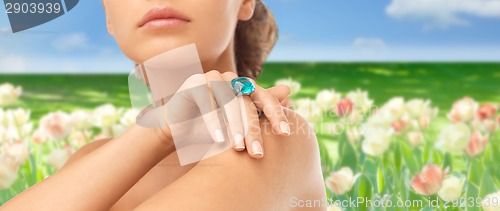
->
[222,71,238,78]
[205,70,220,77]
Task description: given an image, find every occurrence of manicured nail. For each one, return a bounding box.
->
[280,121,291,135]
[235,133,245,149]
[252,141,263,155]
[214,129,225,143]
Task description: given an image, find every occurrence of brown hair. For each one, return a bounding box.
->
[234,0,278,80]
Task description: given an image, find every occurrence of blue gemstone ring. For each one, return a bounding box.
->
[231,77,255,96]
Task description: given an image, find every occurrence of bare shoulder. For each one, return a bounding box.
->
[62,138,113,169]
[134,107,327,211]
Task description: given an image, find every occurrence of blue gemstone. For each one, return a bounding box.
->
[231,77,255,95]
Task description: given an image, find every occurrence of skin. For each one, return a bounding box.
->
[1,0,327,210]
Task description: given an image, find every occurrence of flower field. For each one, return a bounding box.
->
[1,63,500,210]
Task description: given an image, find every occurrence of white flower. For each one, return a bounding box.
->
[1,141,30,165]
[0,155,19,189]
[366,111,393,128]
[447,97,479,123]
[47,148,73,170]
[361,126,392,156]
[0,127,5,144]
[0,126,20,143]
[0,109,6,126]
[39,111,72,140]
[438,176,464,202]
[325,167,361,195]
[382,97,406,120]
[437,123,471,154]
[92,104,121,128]
[120,109,140,127]
[294,99,322,122]
[315,89,341,112]
[70,110,92,130]
[0,83,22,107]
[405,99,427,117]
[6,108,31,127]
[482,192,500,211]
[346,89,373,113]
[275,77,301,96]
[406,99,437,119]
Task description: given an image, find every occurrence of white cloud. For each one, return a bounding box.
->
[386,0,500,29]
[353,37,386,48]
[51,33,90,52]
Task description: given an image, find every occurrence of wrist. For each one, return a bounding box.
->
[130,124,175,156]
[154,126,173,146]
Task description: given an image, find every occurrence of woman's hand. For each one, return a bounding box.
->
[214,71,291,159]
[146,70,291,160]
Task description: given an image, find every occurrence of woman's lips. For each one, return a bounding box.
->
[138,7,191,29]
[141,18,188,28]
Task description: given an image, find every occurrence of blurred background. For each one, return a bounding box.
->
[1,1,500,210]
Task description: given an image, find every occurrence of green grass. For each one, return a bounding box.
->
[2,62,500,120]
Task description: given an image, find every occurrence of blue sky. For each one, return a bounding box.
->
[1,0,500,73]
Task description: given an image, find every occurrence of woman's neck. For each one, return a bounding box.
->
[201,40,238,76]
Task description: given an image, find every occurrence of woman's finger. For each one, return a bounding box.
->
[196,70,226,143]
[220,72,246,151]
[267,84,291,103]
[247,79,290,136]
[242,94,264,158]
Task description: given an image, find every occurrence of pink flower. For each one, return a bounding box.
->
[31,129,49,145]
[465,131,489,156]
[0,155,20,189]
[337,98,354,117]
[391,119,408,133]
[39,111,72,140]
[476,104,497,121]
[0,83,22,106]
[1,141,29,165]
[411,164,449,196]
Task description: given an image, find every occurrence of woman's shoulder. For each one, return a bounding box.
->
[134,107,327,210]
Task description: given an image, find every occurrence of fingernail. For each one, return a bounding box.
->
[235,133,245,149]
[280,121,291,135]
[252,141,263,155]
[214,129,225,143]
